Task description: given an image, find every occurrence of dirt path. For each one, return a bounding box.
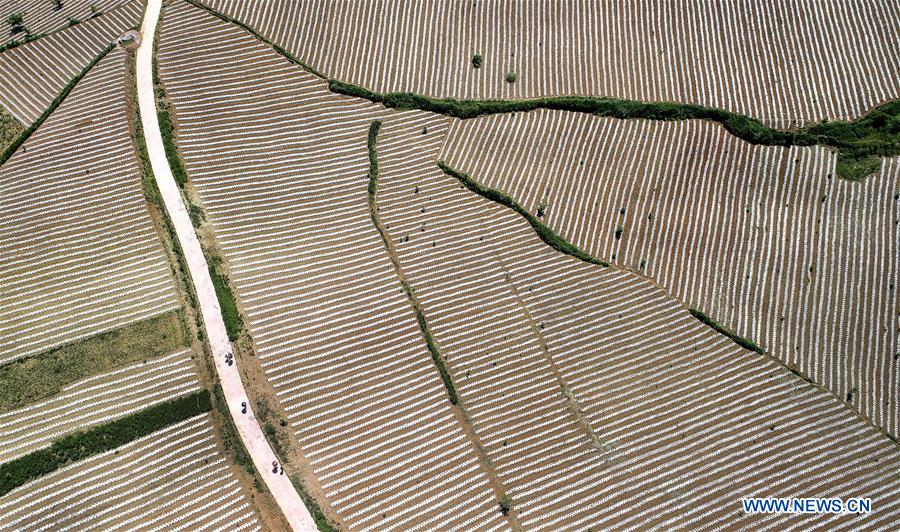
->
[136,1,317,529]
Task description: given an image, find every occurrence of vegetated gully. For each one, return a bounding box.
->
[187,0,899,182]
[366,121,522,528]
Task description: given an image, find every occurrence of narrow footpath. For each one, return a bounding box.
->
[135,1,317,529]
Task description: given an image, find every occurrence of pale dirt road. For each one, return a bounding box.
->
[136,1,317,529]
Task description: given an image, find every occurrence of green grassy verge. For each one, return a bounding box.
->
[367,121,459,405]
[0,310,188,412]
[332,80,899,180]
[0,105,23,156]
[438,161,609,268]
[0,43,115,168]
[207,257,242,342]
[0,391,211,496]
[152,80,189,186]
[688,307,764,354]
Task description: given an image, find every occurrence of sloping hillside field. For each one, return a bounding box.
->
[0,0,897,529]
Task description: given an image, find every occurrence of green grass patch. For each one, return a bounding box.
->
[207,258,242,342]
[0,43,115,168]
[0,310,188,412]
[438,161,609,268]
[153,82,189,187]
[330,79,899,180]
[0,105,24,156]
[0,391,210,496]
[688,307,764,354]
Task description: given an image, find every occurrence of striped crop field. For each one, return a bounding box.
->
[199,0,900,127]
[0,348,200,463]
[374,115,900,528]
[440,110,900,437]
[0,414,262,530]
[157,2,507,528]
[0,0,133,46]
[0,0,142,124]
[0,47,180,363]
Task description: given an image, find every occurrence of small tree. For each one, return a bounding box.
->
[471,53,482,68]
[536,199,548,218]
[51,0,63,12]
[505,71,518,84]
[6,13,23,33]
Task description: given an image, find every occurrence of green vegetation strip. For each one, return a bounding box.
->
[367,121,459,405]
[0,105,23,155]
[688,307,764,354]
[438,161,609,267]
[0,310,188,412]
[207,256,243,342]
[0,390,211,496]
[334,80,899,181]
[188,0,897,181]
[0,42,115,168]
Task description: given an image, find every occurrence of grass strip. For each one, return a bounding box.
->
[438,161,609,267]
[0,310,188,412]
[333,80,899,181]
[207,257,242,342]
[0,42,115,168]
[688,307,764,354]
[0,105,23,155]
[0,390,211,496]
[367,121,459,405]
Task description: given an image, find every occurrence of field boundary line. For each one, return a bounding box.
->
[367,120,522,527]
[181,0,897,181]
[136,1,317,529]
[437,160,900,449]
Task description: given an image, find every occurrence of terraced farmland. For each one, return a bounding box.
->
[373,115,900,528]
[0,414,262,530]
[0,0,142,124]
[441,110,900,437]
[0,0,133,46]
[157,2,506,529]
[0,348,200,463]
[200,0,899,126]
[0,46,179,363]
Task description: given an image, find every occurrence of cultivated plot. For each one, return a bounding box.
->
[0,0,142,124]
[0,348,200,463]
[201,0,899,127]
[374,114,900,529]
[441,110,900,437]
[157,3,507,528]
[0,48,180,363]
[0,0,133,46]
[0,414,262,530]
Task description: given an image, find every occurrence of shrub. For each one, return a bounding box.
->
[472,54,482,68]
[5,12,23,32]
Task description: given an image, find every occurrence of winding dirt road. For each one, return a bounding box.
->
[136,1,317,529]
